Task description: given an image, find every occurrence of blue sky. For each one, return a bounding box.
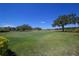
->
[0,3,79,29]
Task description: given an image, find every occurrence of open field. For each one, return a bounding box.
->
[0,31,79,56]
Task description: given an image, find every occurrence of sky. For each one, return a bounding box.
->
[0,3,79,29]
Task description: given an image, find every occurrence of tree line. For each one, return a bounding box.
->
[52,13,79,32]
[0,24,42,32]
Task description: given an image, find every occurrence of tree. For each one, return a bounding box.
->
[0,27,10,32]
[52,13,78,32]
[67,13,77,24]
[52,15,69,32]
[10,27,16,31]
[33,27,42,30]
[0,27,16,32]
[76,16,79,27]
[16,24,32,31]
[68,14,79,27]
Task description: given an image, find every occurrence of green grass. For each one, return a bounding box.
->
[0,31,79,56]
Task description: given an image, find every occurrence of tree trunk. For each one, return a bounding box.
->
[62,24,64,32]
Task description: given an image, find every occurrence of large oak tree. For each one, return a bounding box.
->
[52,14,76,32]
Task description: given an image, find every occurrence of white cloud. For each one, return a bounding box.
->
[1,24,15,27]
[40,21,46,24]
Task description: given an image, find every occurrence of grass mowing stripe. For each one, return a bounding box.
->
[0,31,79,55]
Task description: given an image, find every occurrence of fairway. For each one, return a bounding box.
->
[1,31,79,56]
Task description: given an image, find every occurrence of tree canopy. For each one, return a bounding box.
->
[52,13,79,32]
[16,24,32,31]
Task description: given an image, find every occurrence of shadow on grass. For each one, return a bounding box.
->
[5,49,17,56]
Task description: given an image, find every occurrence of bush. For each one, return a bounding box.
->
[0,36,8,56]
[0,30,10,32]
[74,28,79,33]
[33,27,42,30]
[0,28,10,32]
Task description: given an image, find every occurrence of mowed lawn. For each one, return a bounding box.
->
[0,31,79,56]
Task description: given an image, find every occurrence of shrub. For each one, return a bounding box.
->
[0,28,10,32]
[33,27,42,30]
[74,28,79,33]
[0,36,8,56]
